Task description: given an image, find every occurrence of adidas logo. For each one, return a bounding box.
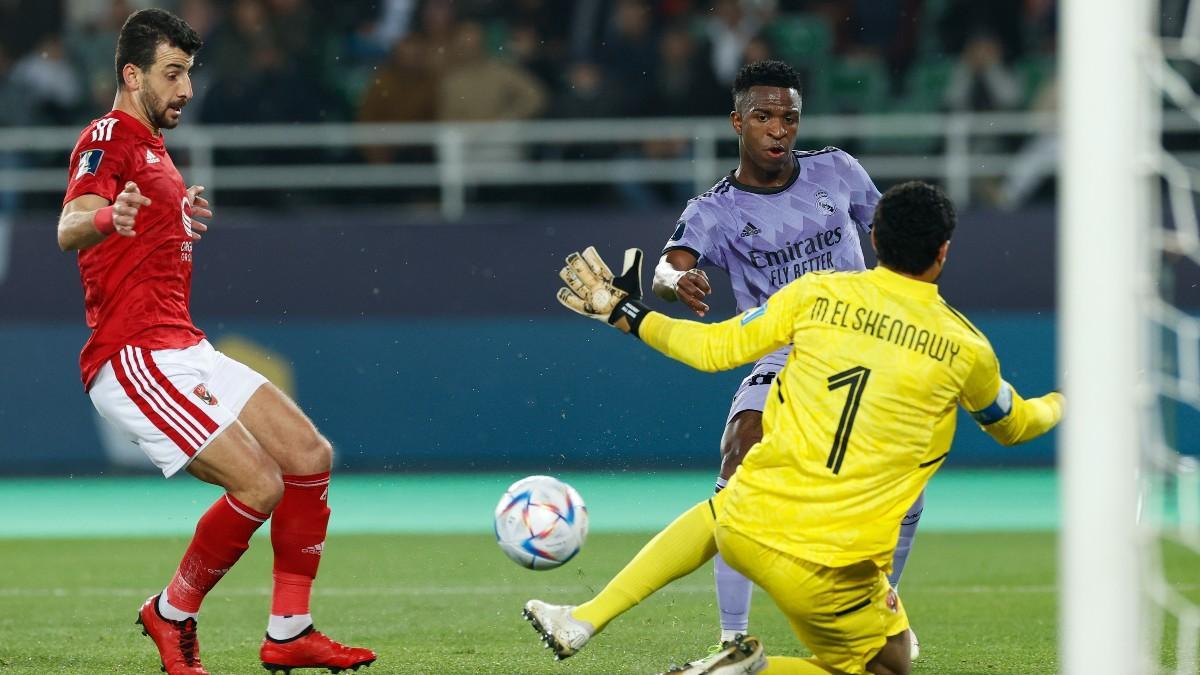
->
[144,149,160,164]
[740,222,761,238]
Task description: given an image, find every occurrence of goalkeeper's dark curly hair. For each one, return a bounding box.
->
[115,8,202,87]
[732,60,802,111]
[872,181,957,275]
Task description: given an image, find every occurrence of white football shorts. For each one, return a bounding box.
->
[726,345,792,424]
[88,339,268,477]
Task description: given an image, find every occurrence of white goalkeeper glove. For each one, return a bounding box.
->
[556,246,651,335]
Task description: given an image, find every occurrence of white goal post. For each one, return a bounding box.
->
[1059,0,1151,672]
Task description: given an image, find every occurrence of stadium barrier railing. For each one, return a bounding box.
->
[2,110,1190,220]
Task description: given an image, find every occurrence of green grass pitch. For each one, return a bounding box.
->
[0,531,1073,674]
[3,467,1198,675]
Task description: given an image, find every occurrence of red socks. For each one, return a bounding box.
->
[270,472,331,616]
[166,494,269,613]
[161,473,331,618]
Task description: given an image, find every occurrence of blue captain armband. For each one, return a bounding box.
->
[971,381,1014,425]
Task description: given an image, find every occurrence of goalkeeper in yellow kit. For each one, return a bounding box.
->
[524,181,1064,675]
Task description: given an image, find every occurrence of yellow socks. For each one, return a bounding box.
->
[573,499,719,631]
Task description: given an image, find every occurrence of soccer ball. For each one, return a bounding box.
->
[494,475,588,570]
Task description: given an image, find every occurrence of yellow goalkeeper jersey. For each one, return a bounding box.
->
[638,266,1063,569]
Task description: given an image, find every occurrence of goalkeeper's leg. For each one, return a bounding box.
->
[716,525,911,675]
[571,497,720,631]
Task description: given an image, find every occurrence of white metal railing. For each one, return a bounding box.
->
[0,110,1193,220]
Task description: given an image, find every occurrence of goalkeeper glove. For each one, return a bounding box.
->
[556,246,651,335]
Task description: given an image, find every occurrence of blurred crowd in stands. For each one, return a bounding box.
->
[0,0,1066,212]
[0,0,1058,129]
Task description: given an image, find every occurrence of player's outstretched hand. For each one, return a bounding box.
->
[674,269,711,317]
[113,181,151,237]
[186,185,211,241]
[557,246,648,333]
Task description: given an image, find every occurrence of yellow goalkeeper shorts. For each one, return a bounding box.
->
[714,524,909,674]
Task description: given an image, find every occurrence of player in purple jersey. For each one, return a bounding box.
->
[652,61,925,656]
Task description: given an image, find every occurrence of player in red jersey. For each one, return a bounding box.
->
[56,9,376,675]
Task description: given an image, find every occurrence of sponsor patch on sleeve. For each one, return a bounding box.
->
[740,303,767,325]
[669,219,686,241]
[74,149,104,181]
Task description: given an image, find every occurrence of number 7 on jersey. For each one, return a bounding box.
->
[826,366,871,474]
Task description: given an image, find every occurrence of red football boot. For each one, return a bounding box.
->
[135,595,209,675]
[260,626,377,673]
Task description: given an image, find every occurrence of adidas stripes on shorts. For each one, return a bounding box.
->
[88,339,267,477]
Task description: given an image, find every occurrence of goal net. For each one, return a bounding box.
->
[1143,2,1200,670]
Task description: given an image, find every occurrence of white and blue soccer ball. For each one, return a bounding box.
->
[494,475,588,570]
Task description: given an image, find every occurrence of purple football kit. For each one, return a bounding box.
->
[663,147,881,421]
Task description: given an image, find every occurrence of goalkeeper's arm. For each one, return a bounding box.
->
[635,297,796,373]
[556,246,796,372]
[960,349,1065,447]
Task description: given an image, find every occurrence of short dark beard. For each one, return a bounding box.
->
[139,86,176,130]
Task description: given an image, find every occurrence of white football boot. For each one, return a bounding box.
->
[522,600,595,660]
[910,627,920,659]
[660,634,766,675]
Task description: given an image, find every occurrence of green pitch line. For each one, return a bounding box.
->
[0,469,1058,539]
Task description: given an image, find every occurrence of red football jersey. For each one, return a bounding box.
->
[64,109,205,389]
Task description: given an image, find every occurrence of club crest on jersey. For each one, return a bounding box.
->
[193,384,218,406]
[75,149,104,180]
[815,190,836,215]
[670,220,686,241]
